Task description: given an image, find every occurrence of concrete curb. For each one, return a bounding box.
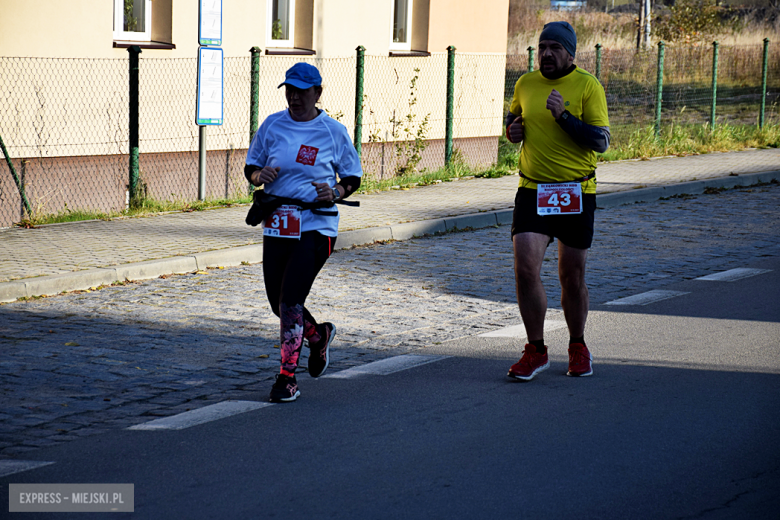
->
[2,170,778,303]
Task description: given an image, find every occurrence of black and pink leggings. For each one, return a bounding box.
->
[262,231,336,376]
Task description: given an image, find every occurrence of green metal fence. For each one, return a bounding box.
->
[1,41,778,228]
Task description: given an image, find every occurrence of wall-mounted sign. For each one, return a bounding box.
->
[196,46,224,125]
[199,0,222,46]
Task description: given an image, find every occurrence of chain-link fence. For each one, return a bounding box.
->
[2,41,778,228]
[505,42,779,147]
[0,58,129,223]
[135,57,252,203]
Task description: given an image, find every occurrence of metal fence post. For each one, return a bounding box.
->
[354,45,365,156]
[249,46,261,193]
[760,38,769,129]
[0,133,32,217]
[249,47,261,142]
[527,46,535,73]
[445,45,456,166]
[595,43,602,82]
[655,41,665,138]
[710,41,719,128]
[128,45,141,206]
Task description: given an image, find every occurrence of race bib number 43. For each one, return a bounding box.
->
[263,205,302,239]
[537,183,583,216]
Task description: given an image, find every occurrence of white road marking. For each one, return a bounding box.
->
[479,320,567,338]
[695,268,772,282]
[324,354,450,379]
[127,400,271,431]
[0,460,54,478]
[605,290,689,306]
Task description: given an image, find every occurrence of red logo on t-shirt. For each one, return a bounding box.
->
[296,145,319,166]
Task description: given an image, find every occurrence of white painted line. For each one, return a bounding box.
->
[479,320,567,338]
[324,354,450,379]
[127,400,271,431]
[695,268,772,282]
[605,290,689,306]
[0,460,55,478]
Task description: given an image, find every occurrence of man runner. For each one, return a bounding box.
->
[505,21,610,381]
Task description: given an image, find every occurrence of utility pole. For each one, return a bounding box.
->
[636,0,644,50]
[637,0,652,50]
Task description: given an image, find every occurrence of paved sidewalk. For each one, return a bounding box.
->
[1,148,779,302]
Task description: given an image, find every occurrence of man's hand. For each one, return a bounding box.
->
[506,116,524,143]
[546,89,566,120]
[251,166,280,186]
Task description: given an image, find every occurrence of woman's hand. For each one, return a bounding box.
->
[311,182,340,202]
[251,166,280,186]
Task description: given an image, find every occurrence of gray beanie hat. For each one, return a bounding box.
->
[539,21,577,58]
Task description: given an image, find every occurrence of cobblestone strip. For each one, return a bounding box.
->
[0,183,778,457]
[1,149,778,283]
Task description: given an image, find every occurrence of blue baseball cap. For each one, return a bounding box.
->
[278,62,322,89]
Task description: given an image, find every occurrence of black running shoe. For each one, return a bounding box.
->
[308,322,335,378]
[269,373,300,402]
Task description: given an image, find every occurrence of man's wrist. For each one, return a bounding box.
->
[557,110,571,122]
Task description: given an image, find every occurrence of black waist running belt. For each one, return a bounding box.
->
[246,190,359,227]
[519,171,596,184]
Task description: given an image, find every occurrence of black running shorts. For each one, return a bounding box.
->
[511,187,596,250]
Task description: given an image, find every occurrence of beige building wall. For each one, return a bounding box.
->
[0,0,265,59]
[1,0,508,164]
[1,1,113,58]
[427,0,510,54]
[305,0,509,58]
[311,0,392,58]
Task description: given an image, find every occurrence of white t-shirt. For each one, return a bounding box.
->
[246,109,363,237]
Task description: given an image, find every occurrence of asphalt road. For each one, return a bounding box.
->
[1,183,779,518]
[2,257,779,519]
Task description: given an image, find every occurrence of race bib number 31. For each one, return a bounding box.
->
[537,183,583,216]
[263,205,302,239]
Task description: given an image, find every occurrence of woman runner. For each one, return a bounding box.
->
[244,62,363,402]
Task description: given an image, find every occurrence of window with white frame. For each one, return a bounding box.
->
[267,0,296,48]
[390,0,414,51]
[113,0,152,41]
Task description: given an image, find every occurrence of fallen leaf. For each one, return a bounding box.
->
[64,342,79,347]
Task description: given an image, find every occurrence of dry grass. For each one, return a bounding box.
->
[508,10,637,53]
[507,5,779,54]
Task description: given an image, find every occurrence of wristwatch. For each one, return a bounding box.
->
[559,110,570,121]
[332,187,341,201]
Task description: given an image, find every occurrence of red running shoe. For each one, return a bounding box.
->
[508,344,549,381]
[567,343,593,377]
